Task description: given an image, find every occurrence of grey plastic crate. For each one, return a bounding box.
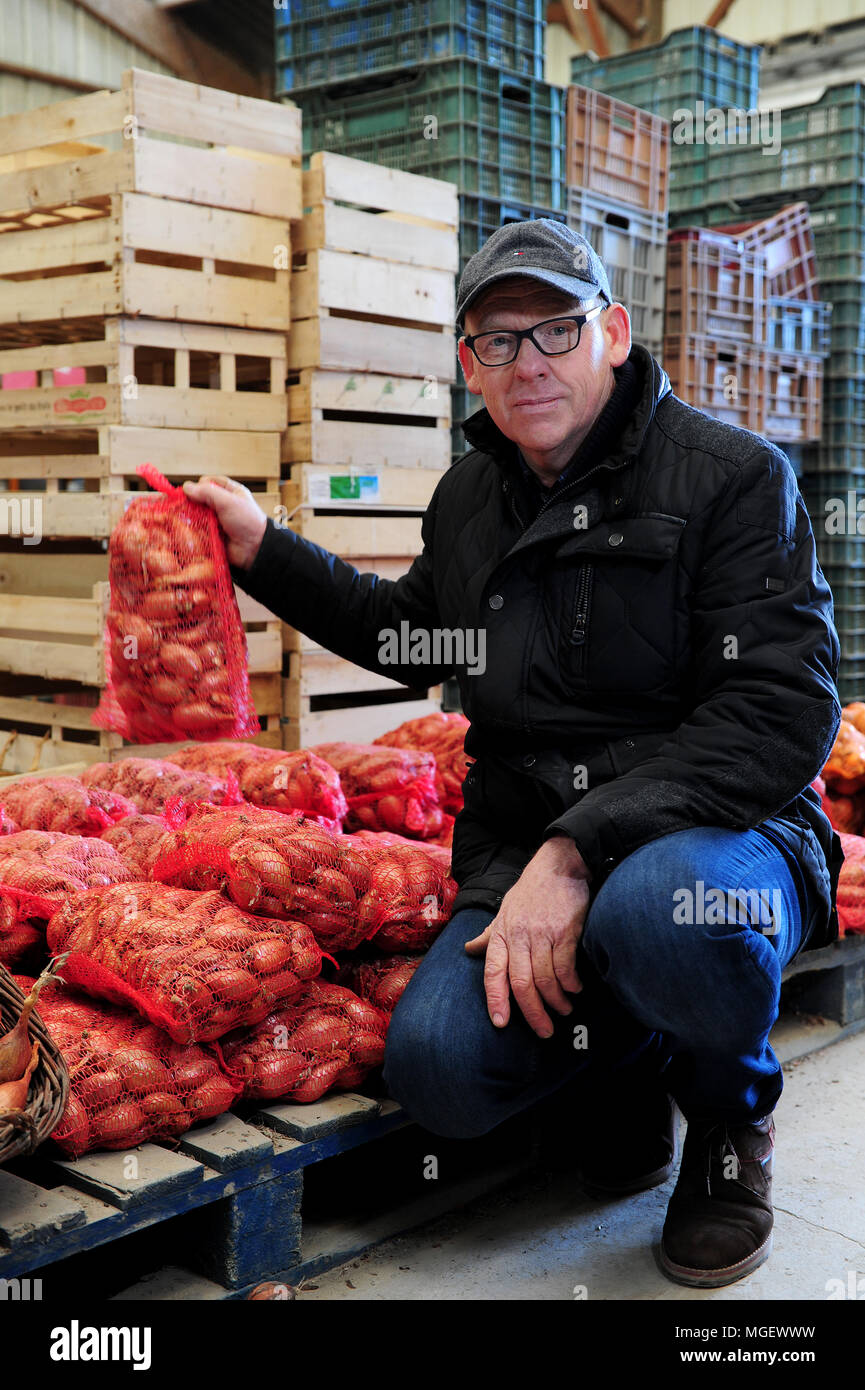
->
[565,188,667,357]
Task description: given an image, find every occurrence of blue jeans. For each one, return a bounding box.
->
[382,824,817,1136]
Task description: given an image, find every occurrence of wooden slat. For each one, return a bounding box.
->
[290,513,423,556]
[0,269,121,324]
[287,317,457,382]
[289,649,411,697]
[306,151,458,227]
[0,148,132,220]
[120,263,289,333]
[291,249,454,326]
[126,69,302,159]
[113,317,285,358]
[0,211,113,274]
[132,137,302,220]
[288,369,449,419]
[293,202,459,272]
[122,192,290,268]
[0,589,104,636]
[106,427,280,480]
[283,420,448,470]
[282,466,443,509]
[0,89,126,159]
[281,693,443,749]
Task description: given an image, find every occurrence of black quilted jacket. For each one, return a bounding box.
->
[232,343,845,953]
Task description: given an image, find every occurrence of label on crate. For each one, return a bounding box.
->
[309,474,380,504]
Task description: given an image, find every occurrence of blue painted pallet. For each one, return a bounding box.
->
[0,1093,410,1292]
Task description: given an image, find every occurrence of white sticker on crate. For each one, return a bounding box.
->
[309,474,380,504]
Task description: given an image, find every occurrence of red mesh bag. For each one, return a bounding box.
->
[837,833,865,934]
[169,742,346,829]
[0,776,136,835]
[15,975,243,1157]
[100,814,173,878]
[0,832,133,965]
[0,807,19,836]
[374,712,472,813]
[81,757,241,816]
[153,803,374,950]
[221,978,388,1103]
[349,828,452,875]
[310,742,442,838]
[154,803,456,952]
[92,462,259,744]
[428,813,455,849]
[823,790,865,835]
[823,720,865,794]
[335,953,423,1013]
[46,881,323,1044]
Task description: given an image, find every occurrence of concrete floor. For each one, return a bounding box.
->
[297,1026,865,1302]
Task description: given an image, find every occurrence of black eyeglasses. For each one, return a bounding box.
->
[463,306,607,367]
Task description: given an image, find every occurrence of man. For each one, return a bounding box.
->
[185,219,844,1290]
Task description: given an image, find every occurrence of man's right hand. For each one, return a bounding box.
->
[182,476,268,571]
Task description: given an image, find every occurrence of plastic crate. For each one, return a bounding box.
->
[565,87,669,214]
[766,298,832,355]
[713,203,819,301]
[294,59,564,208]
[661,335,764,431]
[761,349,823,444]
[570,24,760,118]
[566,188,666,356]
[665,228,767,344]
[698,83,865,209]
[275,0,545,91]
[458,193,566,277]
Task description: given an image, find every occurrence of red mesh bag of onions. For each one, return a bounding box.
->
[0,776,136,835]
[374,712,472,814]
[310,742,442,838]
[221,979,388,1103]
[92,462,259,744]
[0,807,19,836]
[99,814,172,878]
[81,757,242,816]
[168,742,346,829]
[15,976,242,1157]
[334,953,423,1014]
[0,831,133,967]
[46,881,323,1044]
[837,833,865,934]
[153,803,456,952]
[349,828,452,874]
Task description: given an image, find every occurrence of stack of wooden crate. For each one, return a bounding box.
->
[281,151,459,750]
[0,68,302,772]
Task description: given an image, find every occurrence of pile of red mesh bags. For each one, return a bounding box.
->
[836,832,865,934]
[46,882,322,1043]
[16,976,242,1157]
[0,832,133,967]
[820,707,865,833]
[169,742,347,829]
[0,807,19,836]
[0,776,135,835]
[221,979,388,1103]
[374,712,471,814]
[99,814,172,878]
[81,757,240,816]
[334,954,423,1014]
[310,742,442,838]
[92,462,259,744]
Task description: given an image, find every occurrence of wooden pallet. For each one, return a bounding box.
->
[289,152,457,382]
[283,369,450,471]
[0,69,302,223]
[0,1093,538,1297]
[0,196,290,334]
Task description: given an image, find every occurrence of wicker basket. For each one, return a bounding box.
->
[0,962,69,1165]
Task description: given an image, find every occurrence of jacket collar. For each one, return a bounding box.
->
[460,343,671,471]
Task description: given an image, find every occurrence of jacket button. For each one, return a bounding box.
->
[624,738,635,749]
[502,480,509,493]
[613,496,623,506]
[603,856,617,869]
[523,754,536,768]
[608,532,624,547]
[489,594,504,610]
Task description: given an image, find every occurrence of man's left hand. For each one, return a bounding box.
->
[464,835,593,1039]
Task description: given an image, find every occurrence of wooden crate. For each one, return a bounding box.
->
[281,687,444,751]
[278,505,424,557]
[0,319,287,433]
[0,195,290,333]
[0,68,302,222]
[283,369,450,471]
[289,152,458,382]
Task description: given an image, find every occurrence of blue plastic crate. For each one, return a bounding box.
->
[276,0,545,92]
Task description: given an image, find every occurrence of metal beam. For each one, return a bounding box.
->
[69,0,264,96]
[551,0,611,56]
[597,0,646,40]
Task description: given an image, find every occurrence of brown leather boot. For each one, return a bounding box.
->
[660,1113,775,1288]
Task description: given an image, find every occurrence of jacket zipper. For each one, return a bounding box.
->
[570,563,594,674]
